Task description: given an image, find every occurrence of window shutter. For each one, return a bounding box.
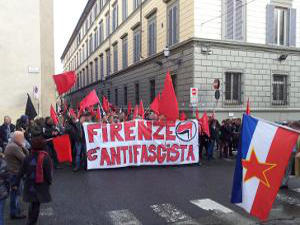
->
[266,4,275,44]
[235,0,244,40]
[288,8,297,47]
[225,0,234,39]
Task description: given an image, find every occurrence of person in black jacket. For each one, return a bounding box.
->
[43,117,60,169]
[0,116,16,151]
[0,153,10,225]
[14,135,53,225]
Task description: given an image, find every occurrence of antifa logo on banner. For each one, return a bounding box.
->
[175,121,197,142]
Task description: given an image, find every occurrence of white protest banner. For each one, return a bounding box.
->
[83,120,199,170]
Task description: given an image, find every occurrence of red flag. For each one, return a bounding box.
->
[127,101,132,115]
[195,108,200,120]
[52,71,76,96]
[133,105,138,120]
[53,135,72,163]
[50,105,59,125]
[102,96,109,113]
[179,111,187,121]
[199,112,210,137]
[159,71,179,121]
[246,98,251,115]
[96,106,102,120]
[138,100,144,119]
[69,108,77,119]
[80,90,99,110]
[150,93,160,115]
[88,105,96,117]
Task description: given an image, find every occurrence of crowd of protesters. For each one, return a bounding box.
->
[0,108,299,224]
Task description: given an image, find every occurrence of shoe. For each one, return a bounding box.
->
[72,167,80,172]
[10,214,26,220]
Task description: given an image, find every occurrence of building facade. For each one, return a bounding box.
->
[0,0,56,122]
[61,0,300,121]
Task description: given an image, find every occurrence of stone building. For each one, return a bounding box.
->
[0,0,56,121]
[61,0,300,121]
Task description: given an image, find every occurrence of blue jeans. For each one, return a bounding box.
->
[75,142,82,168]
[0,199,5,225]
[10,175,21,216]
[208,140,215,160]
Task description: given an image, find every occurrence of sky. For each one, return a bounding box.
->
[54,0,88,74]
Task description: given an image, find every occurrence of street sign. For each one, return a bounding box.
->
[215,90,220,100]
[213,79,220,90]
[190,87,198,107]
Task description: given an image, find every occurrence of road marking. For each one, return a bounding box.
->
[277,193,300,206]
[293,188,300,193]
[150,203,199,224]
[106,209,142,225]
[40,206,54,216]
[190,199,255,225]
[190,199,233,214]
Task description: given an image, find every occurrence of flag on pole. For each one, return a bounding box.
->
[25,94,37,120]
[80,90,100,110]
[52,134,72,163]
[133,105,139,120]
[138,100,144,119]
[52,71,76,96]
[96,105,102,121]
[199,112,210,137]
[195,108,200,120]
[102,96,109,113]
[158,71,179,121]
[50,105,59,125]
[150,93,160,115]
[246,98,251,115]
[231,114,300,221]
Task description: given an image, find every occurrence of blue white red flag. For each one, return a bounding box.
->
[231,115,299,221]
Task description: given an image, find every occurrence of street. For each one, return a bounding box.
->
[5,158,300,225]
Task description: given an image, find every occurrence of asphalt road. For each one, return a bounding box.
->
[5,158,300,225]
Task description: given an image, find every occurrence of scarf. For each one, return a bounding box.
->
[32,150,50,184]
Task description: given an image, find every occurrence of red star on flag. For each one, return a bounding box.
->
[242,149,277,188]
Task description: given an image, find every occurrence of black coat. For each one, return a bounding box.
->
[65,121,83,144]
[0,124,15,149]
[17,152,53,203]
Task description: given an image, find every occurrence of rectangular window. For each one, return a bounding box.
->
[135,83,139,105]
[112,3,118,32]
[272,74,288,105]
[150,79,155,103]
[113,44,118,73]
[274,7,288,46]
[100,0,103,9]
[95,58,99,81]
[122,0,128,21]
[106,49,111,76]
[171,74,177,94]
[133,29,141,63]
[167,1,179,46]
[99,21,104,44]
[122,36,128,69]
[133,0,141,10]
[82,69,85,87]
[115,88,118,106]
[94,29,98,48]
[89,35,93,54]
[86,65,89,85]
[148,15,157,56]
[85,40,88,59]
[100,54,104,80]
[124,86,128,106]
[224,0,245,41]
[106,13,110,38]
[89,12,93,27]
[225,72,242,104]
[90,62,93,83]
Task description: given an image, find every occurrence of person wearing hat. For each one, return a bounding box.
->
[14,132,53,225]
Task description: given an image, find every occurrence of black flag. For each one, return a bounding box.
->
[25,94,37,120]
